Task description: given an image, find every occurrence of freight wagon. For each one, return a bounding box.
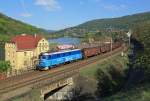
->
[82,43,111,58]
[82,47,100,58]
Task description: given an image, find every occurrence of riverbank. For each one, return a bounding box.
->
[48,37,81,45]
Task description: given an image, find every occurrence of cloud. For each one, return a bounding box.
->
[103,4,128,11]
[35,0,61,11]
[20,12,32,18]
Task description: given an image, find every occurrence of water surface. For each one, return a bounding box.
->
[49,37,81,45]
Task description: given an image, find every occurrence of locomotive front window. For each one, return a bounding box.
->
[41,55,48,59]
[62,53,65,57]
[48,55,51,59]
[68,52,71,55]
[74,51,77,54]
[57,54,60,57]
[51,54,57,59]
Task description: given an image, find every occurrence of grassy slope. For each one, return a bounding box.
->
[80,54,128,79]
[12,89,42,101]
[0,13,47,41]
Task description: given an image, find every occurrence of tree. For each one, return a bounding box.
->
[0,61,11,72]
[130,22,150,82]
[96,67,113,98]
[96,65,126,98]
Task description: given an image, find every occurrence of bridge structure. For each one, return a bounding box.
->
[0,45,126,101]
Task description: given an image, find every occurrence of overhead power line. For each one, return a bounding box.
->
[19,0,31,16]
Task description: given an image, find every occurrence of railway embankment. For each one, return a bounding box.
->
[0,45,126,100]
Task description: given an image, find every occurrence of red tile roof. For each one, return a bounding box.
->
[11,34,43,51]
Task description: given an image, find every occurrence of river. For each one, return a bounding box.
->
[49,37,81,45]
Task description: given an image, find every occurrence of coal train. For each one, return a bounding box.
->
[37,42,122,70]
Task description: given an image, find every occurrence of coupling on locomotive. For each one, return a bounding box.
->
[37,42,121,70]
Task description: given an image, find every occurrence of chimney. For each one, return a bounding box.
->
[34,33,37,37]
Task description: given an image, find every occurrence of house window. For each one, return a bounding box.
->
[40,47,42,52]
[45,46,47,50]
[24,52,27,56]
[8,52,10,57]
[24,61,27,66]
[45,43,47,46]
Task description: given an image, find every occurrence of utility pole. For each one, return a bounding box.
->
[111,37,113,51]
[126,30,132,46]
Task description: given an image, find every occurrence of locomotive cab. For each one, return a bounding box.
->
[37,54,50,70]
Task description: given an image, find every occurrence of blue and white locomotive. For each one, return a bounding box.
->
[37,49,83,70]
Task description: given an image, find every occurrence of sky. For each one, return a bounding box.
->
[0,0,150,30]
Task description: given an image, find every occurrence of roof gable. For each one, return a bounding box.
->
[11,34,43,50]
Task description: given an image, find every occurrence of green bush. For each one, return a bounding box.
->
[0,61,11,72]
[96,65,126,98]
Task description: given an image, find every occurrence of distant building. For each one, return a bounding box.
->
[5,34,49,70]
[57,44,75,50]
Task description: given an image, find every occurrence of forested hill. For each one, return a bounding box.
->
[56,11,150,36]
[0,13,47,41]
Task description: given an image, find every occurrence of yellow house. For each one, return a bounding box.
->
[5,34,49,70]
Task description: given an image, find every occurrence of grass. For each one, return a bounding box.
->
[80,53,129,79]
[12,89,43,101]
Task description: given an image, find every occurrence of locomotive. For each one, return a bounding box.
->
[37,42,121,70]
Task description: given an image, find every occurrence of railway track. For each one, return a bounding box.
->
[0,45,126,100]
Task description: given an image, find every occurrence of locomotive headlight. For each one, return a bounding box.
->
[39,61,44,65]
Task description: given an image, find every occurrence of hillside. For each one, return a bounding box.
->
[0,13,47,41]
[56,11,150,36]
[103,19,150,101]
